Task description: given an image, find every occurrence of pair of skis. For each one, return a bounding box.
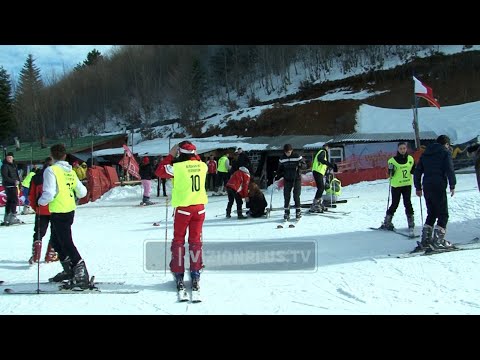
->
[178,285,201,303]
[0,221,27,226]
[277,218,300,228]
[1,277,138,295]
[369,226,419,239]
[138,202,160,207]
[390,237,480,259]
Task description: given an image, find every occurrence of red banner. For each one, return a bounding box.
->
[118,144,141,180]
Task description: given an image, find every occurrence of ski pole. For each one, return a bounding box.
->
[36,208,40,294]
[386,179,391,214]
[268,172,276,218]
[330,171,334,206]
[164,196,168,276]
[419,196,424,225]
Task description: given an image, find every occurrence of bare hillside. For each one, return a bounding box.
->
[214,50,480,137]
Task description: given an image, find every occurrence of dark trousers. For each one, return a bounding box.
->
[217,172,229,189]
[157,178,167,196]
[313,171,325,200]
[226,187,243,214]
[5,187,18,215]
[424,187,449,228]
[50,211,82,265]
[33,214,58,249]
[206,173,217,191]
[284,179,301,209]
[387,185,414,216]
[161,178,167,196]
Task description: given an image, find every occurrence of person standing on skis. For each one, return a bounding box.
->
[380,142,416,235]
[309,143,337,213]
[28,157,59,264]
[414,135,456,250]
[155,141,208,295]
[38,144,89,289]
[276,144,307,221]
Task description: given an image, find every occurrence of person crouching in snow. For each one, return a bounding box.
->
[155,141,208,294]
[139,156,154,205]
[225,166,250,219]
[245,181,267,218]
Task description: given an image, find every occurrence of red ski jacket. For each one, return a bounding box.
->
[29,170,50,215]
[226,167,250,198]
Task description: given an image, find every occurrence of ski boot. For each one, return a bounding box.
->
[413,224,433,252]
[1,212,10,226]
[237,207,247,219]
[49,257,73,282]
[380,214,394,231]
[407,215,415,237]
[22,205,35,215]
[7,213,23,225]
[431,226,454,250]
[174,272,188,301]
[295,208,302,220]
[191,270,200,291]
[63,259,91,290]
[190,270,201,302]
[44,244,59,263]
[174,272,185,291]
[309,199,323,213]
[226,206,232,218]
[283,208,290,221]
[28,240,42,264]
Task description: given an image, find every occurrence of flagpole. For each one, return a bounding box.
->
[412,79,421,150]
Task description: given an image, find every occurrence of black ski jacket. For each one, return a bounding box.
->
[276,152,307,182]
[414,143,456,191]
[1,161,20,187]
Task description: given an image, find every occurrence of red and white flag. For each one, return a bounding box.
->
[413,76,440,109]
[118,144,141,180]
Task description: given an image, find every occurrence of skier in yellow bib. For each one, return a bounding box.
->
[381,142,416,235]
[38,144,89,289]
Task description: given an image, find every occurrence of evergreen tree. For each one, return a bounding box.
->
[14,54,44,140]
[189,58,207,123]
[74,49,104,71]
[0,66,14,141]
[84,49,103,66]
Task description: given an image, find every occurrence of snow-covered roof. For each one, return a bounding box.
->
[328,131,438,143]
[356,101,480,145]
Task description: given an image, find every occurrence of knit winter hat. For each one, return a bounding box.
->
[142,156,150,164]
[179,142,197,154]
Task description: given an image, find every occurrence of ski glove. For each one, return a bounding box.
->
[388,163,395,176]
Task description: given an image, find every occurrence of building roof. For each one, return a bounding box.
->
[3,134,126,163]
[243,135,332,150]
[303,131,438,149]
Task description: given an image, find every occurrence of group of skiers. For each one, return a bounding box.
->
[204,148,252,194]
[2,135,480,296]
[1,145,90,290]
[380,135,480,251]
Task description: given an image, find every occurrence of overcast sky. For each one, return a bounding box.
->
[0,45,115,83]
